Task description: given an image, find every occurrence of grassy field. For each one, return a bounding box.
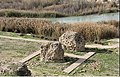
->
[0,33,119,76]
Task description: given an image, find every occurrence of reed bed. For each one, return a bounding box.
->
[97,20,119,27]
[0,18,118,42]
[69,22,118,41]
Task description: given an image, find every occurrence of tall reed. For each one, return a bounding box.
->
[0,18,118,41]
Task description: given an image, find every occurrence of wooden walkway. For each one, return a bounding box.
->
[19,50,41,63]
[85,44,119,49]
[64,53,84,58]
[63,52,95,73]
[19,51,95,73]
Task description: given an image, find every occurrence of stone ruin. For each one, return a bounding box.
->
[59,31,85,51]
[39,41,64,62]
[0,62,31,76]
[38,31,85,62]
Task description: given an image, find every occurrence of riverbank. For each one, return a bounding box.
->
[0,9,67,18]
[0,9,119,18]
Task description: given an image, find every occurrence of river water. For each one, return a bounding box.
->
[49,12,119,23]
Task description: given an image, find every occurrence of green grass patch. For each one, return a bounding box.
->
[0,32,119,76]
[0,31,40,40]
[65,50,87,56]
[0,31,58,41]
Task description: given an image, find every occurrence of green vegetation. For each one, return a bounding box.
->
[0,0,119,17]
[0,18,119,42]
[0,31,40,40]
[0,37,119,76]
[0,9,67,18]
[0,31,58,41]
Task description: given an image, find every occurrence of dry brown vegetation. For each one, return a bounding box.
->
[69,22,118,41]
[0,18,119,41]
[0,0,119,17]
[44,1,118,15]
[97,20,119,27]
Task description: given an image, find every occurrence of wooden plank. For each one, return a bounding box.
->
[82,52,95,59]
[64,53,84,58]
[63,52,95,73]
[85,44,119,49]
[19,50,41,63]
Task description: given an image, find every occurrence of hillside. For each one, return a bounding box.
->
[0,0,119,17]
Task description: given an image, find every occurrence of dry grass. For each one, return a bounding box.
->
[0,18,118,41]
[0,0,118,16]
[97,20,119,27]
[44,2,119,15]
[69,22,118,41]
[0,0,60,9]
[0,18,52,34]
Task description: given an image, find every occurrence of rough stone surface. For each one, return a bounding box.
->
[0,62,31,76]
[59,31,85,51]
[39,41,64,62]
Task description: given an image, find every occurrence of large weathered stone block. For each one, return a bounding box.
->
[39,41,64,62]
[59,31,85,51]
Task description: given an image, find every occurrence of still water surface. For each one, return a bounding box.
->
[49,12,119,23]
